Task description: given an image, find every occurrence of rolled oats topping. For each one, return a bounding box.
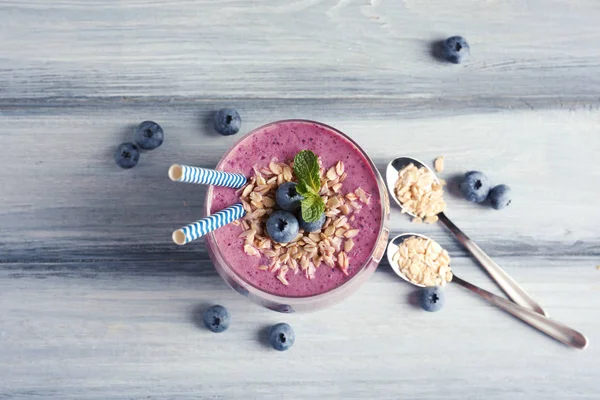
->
[238,157,369,285]
[393,163,446,223]
[392,236,453,287]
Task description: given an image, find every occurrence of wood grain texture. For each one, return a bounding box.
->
[1,0,600,103]
[1,1,600,399]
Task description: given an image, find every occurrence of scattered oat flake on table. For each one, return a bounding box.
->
[434,156,444,173]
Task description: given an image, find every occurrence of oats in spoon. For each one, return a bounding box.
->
[391,236,453,286]
[393,163,446,223]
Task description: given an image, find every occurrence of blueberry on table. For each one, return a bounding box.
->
[203,305,231,333]
[489,184,512,210]
[214,108,241,136]
[420,286,445,312]
[276,182,304,212]
[133,121,164,150]
[114,142,140,169]
[442,36,470,64]
[459,171,491,203]
[298,211,325,233]
[266,211,299,243]
[269,323,295,351]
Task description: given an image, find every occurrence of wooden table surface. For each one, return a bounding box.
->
[1,1,599,399]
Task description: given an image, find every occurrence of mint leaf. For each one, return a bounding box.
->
[296,181,317,197]
[293,150,324,223]
[294,150,320,194]
[301,193,325,223]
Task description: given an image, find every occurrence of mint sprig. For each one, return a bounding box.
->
[294,150,320,194]
[300,192,325,223]
[293,150,325,223]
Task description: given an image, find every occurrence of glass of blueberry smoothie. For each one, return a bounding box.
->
[205,120,390,312]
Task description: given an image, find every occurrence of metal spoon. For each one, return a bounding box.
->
[387,233,588,350]
[386,156,547,317]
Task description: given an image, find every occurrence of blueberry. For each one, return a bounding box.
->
[268,323,295,351]
[298,211,325,233]
[114,142,140,169]
[419,286,445,312]
[266,210,299,243]
[203,305,230,333]
[442,36,470,64]
[214,108,241,136]
[489,184,512,210]
[275,182,304,212]
[133,121,164,150]
[459,171,491,203]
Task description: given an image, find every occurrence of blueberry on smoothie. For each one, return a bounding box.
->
[420,286,445,312]
[114,142,140,169]
[459,171,491,203]
[442,36,470,64]
[269,323,295,351]
[133,120,164,150]
[266,211,299,243]
[276,182,304,212]
[214,108,241,136]
[298,211,325,233]
[489,184,512,210]
[203,305,231,333]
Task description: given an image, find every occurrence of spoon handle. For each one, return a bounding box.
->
[452,275,588,349]
[438,212,547,316]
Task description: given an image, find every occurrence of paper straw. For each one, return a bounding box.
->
[172,203,246,245]
[169,164,247,189]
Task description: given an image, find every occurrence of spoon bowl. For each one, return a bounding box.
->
[386,232,433,288]
[385,156,438,214]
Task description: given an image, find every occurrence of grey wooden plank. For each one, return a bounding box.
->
[0,259,598,399]
[1,104,599,255]
[0,104,599,399]
[1,0,600,102]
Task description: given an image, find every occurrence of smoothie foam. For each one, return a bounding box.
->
[210,121,383,297]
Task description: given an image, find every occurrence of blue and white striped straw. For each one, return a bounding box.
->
[169,164,247,189]
[172,203,246,245]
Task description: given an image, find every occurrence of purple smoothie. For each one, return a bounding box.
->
[208,120,383,298]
